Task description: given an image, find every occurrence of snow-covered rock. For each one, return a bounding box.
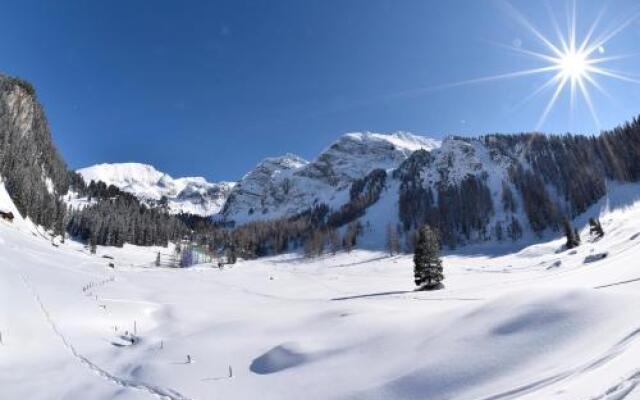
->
[222,132,440,223]
[297,132,440,186]
[77,163,235,216]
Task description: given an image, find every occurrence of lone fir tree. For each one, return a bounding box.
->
[413,225,444,289]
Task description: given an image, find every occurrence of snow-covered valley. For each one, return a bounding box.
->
[3,180,640,400]
[6,3,640,398]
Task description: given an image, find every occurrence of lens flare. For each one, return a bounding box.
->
[437,1,640,130]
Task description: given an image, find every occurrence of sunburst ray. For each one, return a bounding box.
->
[484,1,640,129]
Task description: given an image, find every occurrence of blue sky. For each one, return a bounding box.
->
[2,0,640,181]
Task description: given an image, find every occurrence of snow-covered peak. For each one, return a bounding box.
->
[223,131,440,223]
[296,131,440,187]
[342,131,441,153]
[78,163,168,198]
[77,163,235,216]
[229,153,305,194]
[253,153,308,174]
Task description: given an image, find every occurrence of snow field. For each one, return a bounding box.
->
[2,182,640,399]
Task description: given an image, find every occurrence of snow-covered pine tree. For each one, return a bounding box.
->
[413,225,444,290]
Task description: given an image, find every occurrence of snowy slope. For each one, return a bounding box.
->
[0,180,20,218]
[358,135,522,247]
[77,163,235,216]
[0,179,59,238]
[223,132,440,223]
[4,179,640,399]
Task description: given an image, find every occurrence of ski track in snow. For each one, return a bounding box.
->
[592,369,640,400]
[475,326,640,400]
[16,270,194,400]
[595,276,640,289]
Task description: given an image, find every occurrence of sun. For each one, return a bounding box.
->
[559,50,588,80]
[498,1,640,129]
[442,1,640,130]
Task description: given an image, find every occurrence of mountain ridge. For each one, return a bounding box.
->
[221,131,441,223]
[77,131,441,221]
[77,162,235,216]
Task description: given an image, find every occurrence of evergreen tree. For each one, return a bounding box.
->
[501,181,517,213]
[563,217,580,249]
[342,221,361,252]
[328,228,340,255]
[507,217,523,241]
[386,223,401,256]
[89,233,97,254]
[413,225,444,289]
[494,222,504,241]
[0,75,70,232]
[304,230,325,258]
[327,169,386,228]
[66,184,188,248]
[226,243,237,264]
[405,229,417,253]
[589,217,604,238]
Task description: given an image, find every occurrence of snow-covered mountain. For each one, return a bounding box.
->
[356,135,519,248]
[222,131,440,223]
[72,125,640,253]
[222,128,632,251]
[77,163,235,216]
[296,131,440,186]
[74,132,440,222]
